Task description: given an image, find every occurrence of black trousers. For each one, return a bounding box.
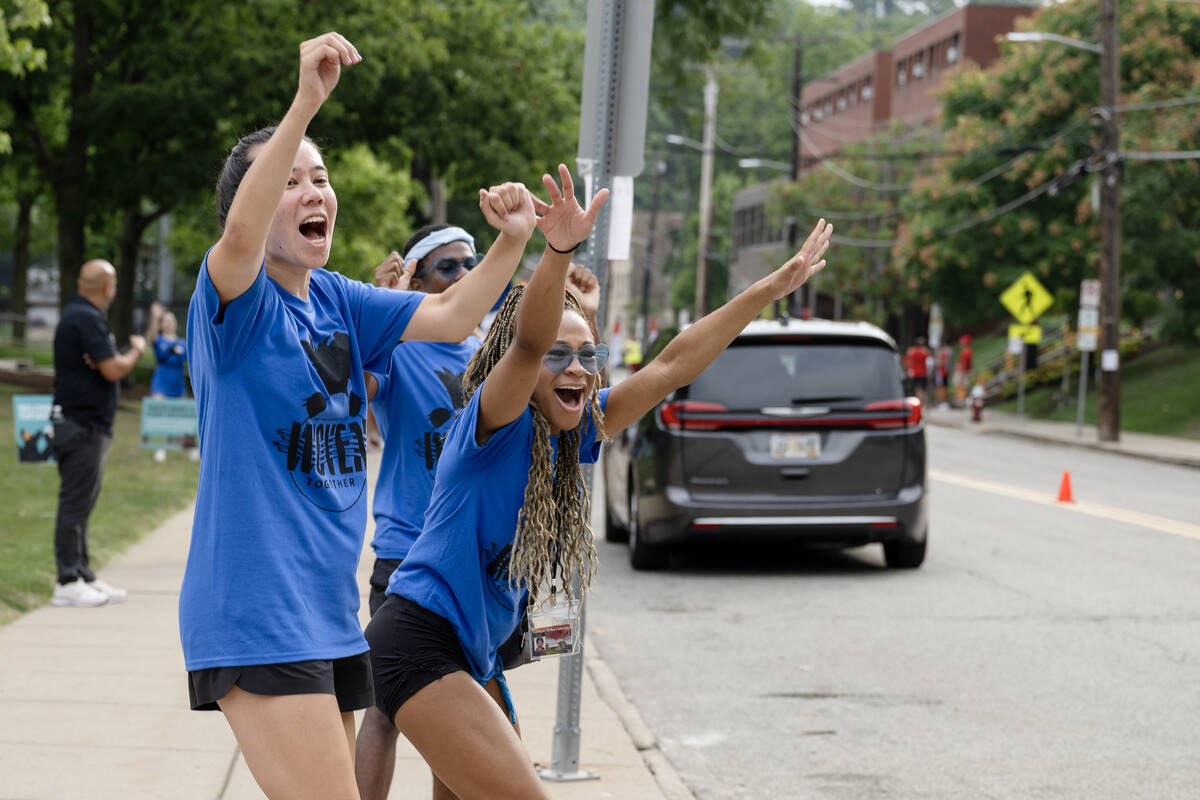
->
[52,415,112,585]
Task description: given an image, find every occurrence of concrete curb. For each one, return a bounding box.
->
[586,652,696,800]
[927,418,1200,471]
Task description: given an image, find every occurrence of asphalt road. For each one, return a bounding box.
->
[586,426,1200,799]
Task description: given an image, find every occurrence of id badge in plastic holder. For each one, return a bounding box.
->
[525,594,581,659]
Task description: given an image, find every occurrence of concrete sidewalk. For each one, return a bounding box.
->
[927,405,1200,469]
[0,506,686,799]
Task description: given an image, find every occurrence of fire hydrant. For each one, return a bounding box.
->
[970,381,985,423]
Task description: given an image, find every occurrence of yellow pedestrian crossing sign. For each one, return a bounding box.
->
[1000,271,1053,324]
[1008,323,1042,344]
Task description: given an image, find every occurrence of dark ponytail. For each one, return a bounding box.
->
[214,127,321,230]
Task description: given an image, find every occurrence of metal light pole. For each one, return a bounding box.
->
[789,33,804,317]
[694,67,718,319]
[1096,0,1122,442]
[640,160,666,357]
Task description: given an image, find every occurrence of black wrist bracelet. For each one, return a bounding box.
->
[546,240,580,254]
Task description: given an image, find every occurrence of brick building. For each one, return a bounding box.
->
[730,2,1034,301]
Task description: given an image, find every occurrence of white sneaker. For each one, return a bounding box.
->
[154,449,166,462]
[52,579,108,607]
[88,579,127,604]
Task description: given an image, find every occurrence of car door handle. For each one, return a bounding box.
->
[780,467,810,480]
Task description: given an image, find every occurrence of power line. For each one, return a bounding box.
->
[1122,150,1200,161]
[1110,93,1200,113]
[794,125,915,191]
[787,119,1091,220]
[812,158,1089,248]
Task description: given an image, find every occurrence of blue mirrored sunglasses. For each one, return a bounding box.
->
[413,254,481,280]
[543,343,610,375]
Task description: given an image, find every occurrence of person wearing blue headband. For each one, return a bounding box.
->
[177,32,539,800]
[356,221,600,800]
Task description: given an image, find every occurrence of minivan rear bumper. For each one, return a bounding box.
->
[641,484,927,547]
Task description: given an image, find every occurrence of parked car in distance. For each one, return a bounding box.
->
[604,318,927,570]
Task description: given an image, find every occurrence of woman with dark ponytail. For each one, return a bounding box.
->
[365,160,833,797]
[178,32,536,799]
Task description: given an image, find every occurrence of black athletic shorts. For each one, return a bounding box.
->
[187,652,374,712]
[364,594,475,723]
[368,558,403,617]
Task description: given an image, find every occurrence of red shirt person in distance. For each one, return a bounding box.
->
[904,336,931,405]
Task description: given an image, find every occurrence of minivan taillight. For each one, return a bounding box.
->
[863,397,922,428]
[659,400,728,431]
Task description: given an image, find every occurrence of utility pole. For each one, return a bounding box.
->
[1096,0,1122,442]
[641,160,666,356]
[694,67,718,319]
[788,33,803,317]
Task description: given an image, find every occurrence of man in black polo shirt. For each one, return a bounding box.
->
[51,259,146,607]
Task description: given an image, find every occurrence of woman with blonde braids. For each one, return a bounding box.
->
[365,168,832,799]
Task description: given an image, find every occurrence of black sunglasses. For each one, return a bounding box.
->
[543,343,610,375]
[413,254,481,280]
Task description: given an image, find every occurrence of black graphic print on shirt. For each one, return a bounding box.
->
[414,366,468,472]
[275,332,367,512]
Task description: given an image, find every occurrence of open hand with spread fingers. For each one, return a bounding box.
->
[531,164,609,253]
[295,32,361,116]
[765,219,833,300]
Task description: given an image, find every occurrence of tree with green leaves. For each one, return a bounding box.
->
[0,0,48,152]
[892,0,1200,341]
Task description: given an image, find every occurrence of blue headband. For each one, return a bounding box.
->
[405,226,476,266]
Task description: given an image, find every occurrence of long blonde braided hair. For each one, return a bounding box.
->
[462,284,607,603]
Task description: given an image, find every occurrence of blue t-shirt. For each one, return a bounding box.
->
[387,385,610,682]
[151,335,188,397]
[179,253,422,670]
[368,337,482,560]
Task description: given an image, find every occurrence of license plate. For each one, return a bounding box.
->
[769,432,821,460]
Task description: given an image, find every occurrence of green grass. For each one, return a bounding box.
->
[0,382,200,623]
[0,339,54,367]
[995,344,1200,439]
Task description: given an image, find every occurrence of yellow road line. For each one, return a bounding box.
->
[929,468,1200,542]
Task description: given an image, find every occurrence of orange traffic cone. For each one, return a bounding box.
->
[1056,471,1075,503]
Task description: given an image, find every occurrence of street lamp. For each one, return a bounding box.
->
[737,157,791,172]
[1004,31,1102,55]
[1004,1,1122,443]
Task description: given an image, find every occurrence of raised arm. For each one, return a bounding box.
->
[207,33,360,303]
[604,219,833,434]
[401,183,534,343]
[476,165,608,440]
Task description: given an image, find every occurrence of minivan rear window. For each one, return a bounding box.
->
[684,340,905,409]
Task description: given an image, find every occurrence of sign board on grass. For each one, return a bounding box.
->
[13,394,54,463]
[140,397,198,451]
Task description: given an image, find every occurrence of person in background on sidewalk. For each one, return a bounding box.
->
[144,301,192,462]
[905,336,931,406]
[934,343,951,409]
[365,196,830,799]
[954,334,974,405]
[356,221,600,800]
[50,259,145,607]
[178,32,534,800]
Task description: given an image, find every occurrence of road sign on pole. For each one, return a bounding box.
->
[1076,278,1101,435]
[577,0,655,179]
[1000,272,1054,325]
